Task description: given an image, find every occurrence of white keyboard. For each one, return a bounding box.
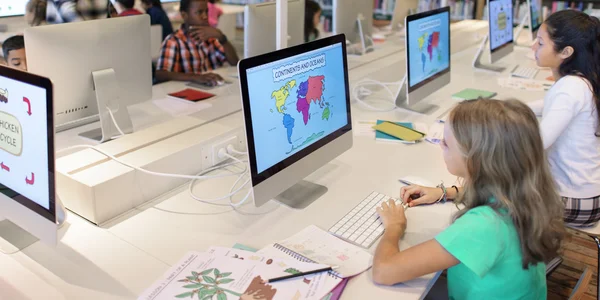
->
[328,191,407,249]
[511,65,539,79]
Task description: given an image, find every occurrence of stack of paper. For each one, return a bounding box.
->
[139,248,341,300]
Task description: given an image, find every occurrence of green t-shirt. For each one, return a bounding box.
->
[435,206,547,300]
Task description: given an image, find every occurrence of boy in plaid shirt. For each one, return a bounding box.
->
[155,0,238,87]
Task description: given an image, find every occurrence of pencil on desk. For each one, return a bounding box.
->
[266,266,333,283]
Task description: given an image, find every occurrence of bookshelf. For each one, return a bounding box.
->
[221,0,480,31]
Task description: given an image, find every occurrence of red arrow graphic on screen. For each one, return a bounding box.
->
[0,162,9,172]
[25,173,34,185]
[23,97,31,115]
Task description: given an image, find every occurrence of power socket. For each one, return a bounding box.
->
[212,136,238,166]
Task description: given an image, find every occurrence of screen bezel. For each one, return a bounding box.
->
[527,0,542,37]
[238,34,352,187]
[405,6,451,93]
[0,66,56,222]
[488,0,514,53]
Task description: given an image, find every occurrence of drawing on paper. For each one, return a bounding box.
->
[175,268,241,299]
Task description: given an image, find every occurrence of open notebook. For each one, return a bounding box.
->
[257,225,373,279]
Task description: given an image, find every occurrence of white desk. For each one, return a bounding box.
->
[0,22,551,300]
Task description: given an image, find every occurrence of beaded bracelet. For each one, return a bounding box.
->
[436,182,447,203]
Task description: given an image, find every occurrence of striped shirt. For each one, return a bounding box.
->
[46,0,107,24]
[156,26,227,74]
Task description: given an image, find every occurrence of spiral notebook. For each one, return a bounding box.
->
[257,225,373,278]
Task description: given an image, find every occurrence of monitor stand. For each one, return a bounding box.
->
[513,14,532,47]
[472,35,505,73]
[0,195,66,254]
[394,74,440,115]
[274,180,328,210]
[348,14,374,56]
[79,69,134,143]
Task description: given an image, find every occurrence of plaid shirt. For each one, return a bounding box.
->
[156,26,227,74]
[46,0,107,24]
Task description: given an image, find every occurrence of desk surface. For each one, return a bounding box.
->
[0,21,550,300]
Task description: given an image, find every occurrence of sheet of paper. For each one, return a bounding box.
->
[258,225,372,278]
[152,98,212,117]
[206,247,340,300]
[139,250,338,300]
[425,121,444,145]
[497,77,553,91]
[138,252,257,300]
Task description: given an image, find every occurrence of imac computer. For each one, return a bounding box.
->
[0,66,63,253]
[333,0,374,54]
[238,34,352,209]
[244,0,305,59]
[514,0,542,45]
[527,0,543,40]
[473,0,514,72]
[392,6,450,113]
[25,15,152,142]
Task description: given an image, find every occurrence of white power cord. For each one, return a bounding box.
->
[57,145,246,180]
[352,78,402,112]
[106,106,126,137]
[226,144,247,155]
[67,103,257,209]
[188,149,251,206]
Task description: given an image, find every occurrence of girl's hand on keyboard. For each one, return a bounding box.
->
[400,185,442,207]
[376,199,407,232]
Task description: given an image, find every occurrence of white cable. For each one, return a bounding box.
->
[57,145,246,180]
[352,78,402,112]
[106,107,126,137]
[228,171,252,207]
[227,144,247,155]
[188,151,251,205]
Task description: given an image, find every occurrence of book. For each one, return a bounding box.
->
[375,120,421,144]
[167,88,215,102]
[139,250,338,300]
[451,88,497,101]
[257,225,373,278]
[230,243,349,300]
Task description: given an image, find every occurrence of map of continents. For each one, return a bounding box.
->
[270,75,328,145]
[417,31,441,72]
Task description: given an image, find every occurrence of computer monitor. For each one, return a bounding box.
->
[472,0,513,72]
[244,0,305,59]
[0,0,26,18]
[390,1,414,33]
[394,6,450,111]
[0,66,58,252]
[527,0,542,40]
[333,0,373,49]
[488,0,514,63]
[238,34,352,209]
[25,15,152,142]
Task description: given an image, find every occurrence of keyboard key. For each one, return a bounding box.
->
[330,191,406,249]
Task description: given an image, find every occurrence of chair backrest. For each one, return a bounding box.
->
[569,267,592,300]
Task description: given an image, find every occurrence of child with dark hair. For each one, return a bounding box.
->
[116,0,143,16]
[155,0,238,86]
[141,0,174,39]
[304,0,321,42]
[2,36,27,71]
[528,9,600,227]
